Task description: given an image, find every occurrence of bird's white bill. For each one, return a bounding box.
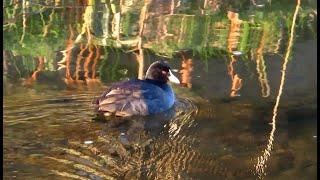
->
[168,70,180,84]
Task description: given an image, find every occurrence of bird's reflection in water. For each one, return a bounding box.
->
[35,97,254,179]
[87,98,196,179]
[92,104,176,137]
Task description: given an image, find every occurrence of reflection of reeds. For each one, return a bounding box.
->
[137,50,145,80]
[85,8,93,43]
[180,54,193,88]
[75,1,93,44]
[3,50,8,76]
[138,1,149,40]
[59,1,100,86]
[230,73,243,97]
[20,0,27,45]
[256,29,270,97]
[254,0,300,178]
[229,56,242,96]
[272,22,283,54]
[65,24,75,79]
[210,0,221,12]
[201,0,208,15]
[54,0,60,6]
[170,0,176,14]
[43,9,56,37]
[162,17,171,40]
[31,56,44,80]
[59,2,102,88]
[75,43,86,80]
[84,46,94,78]
[156,15,164,42]
[91,45,100,79]
[227,11,242,50]
[117,0,123,40]
[256,55,270,97]
[178,17,186,45]
[273,35,282,54]
[63,1,96,86]
[136,0,150,79]
[23,56,44,86]
[112,0,122,40]
[227,11,243,97]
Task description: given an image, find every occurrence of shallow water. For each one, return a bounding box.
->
[3,80,317,180]
[3,0,317,180]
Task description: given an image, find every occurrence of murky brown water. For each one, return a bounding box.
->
[3,0,317,179]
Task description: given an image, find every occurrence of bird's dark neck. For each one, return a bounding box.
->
[146,79,167,87]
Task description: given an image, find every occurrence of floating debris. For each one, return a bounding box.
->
[232,51,243,56]
[256,4,265,8]
[84,140,93,144]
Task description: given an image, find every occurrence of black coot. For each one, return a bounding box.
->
[92,61,180,117]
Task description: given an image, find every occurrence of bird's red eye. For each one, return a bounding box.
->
[162,71,167,75]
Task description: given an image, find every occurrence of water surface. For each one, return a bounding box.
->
[3,0,317,179]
